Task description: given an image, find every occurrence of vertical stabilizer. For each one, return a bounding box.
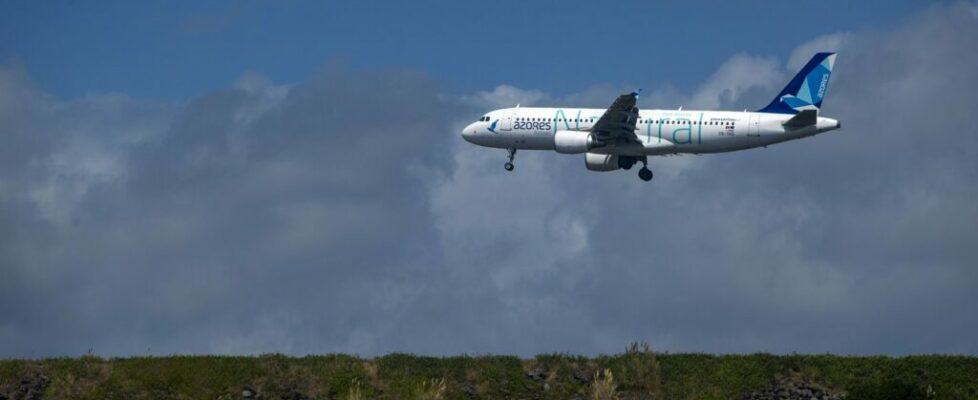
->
[759,53,837,114]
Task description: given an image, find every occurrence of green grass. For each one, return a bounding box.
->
[1,351,976,399]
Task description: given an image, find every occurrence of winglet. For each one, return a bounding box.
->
[631,89,642,97]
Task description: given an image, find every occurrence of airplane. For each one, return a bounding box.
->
[461,53,840,182]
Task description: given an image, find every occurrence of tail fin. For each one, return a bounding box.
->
[759,52,837,114]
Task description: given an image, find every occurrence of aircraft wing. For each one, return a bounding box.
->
[591,91,641,143]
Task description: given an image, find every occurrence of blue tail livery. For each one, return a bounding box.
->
[759,52,837,114]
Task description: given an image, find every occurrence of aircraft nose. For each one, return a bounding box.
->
[461,123,477,143]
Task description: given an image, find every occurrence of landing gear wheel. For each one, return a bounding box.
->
[618,156,636,170]
[638,167,653,182]
[504,162,514,171]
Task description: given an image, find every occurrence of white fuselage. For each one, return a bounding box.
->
[462,107,840,156]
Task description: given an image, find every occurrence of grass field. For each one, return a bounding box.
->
[1,345,976,399]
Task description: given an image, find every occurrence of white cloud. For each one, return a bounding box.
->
[688,53,782,110]
[788,33,850,71]
[2,2,977,358]
[463,84,549,108]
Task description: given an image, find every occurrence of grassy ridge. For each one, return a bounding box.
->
[1,351,977,399]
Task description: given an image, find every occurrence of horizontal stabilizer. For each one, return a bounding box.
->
[783,109,817,127]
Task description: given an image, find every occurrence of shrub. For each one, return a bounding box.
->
[415,377,446,400]
[620,341,662,398]
[591,368,619,400]
[347,379,366,400]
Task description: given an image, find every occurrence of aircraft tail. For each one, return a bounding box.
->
[759,52,837,114]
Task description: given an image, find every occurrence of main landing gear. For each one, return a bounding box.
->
[503,148,516,171]
[637,156,653,182]
[618,156,654,182]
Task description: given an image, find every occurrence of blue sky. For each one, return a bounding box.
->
[2,1,927,100]
[2,1,977,357]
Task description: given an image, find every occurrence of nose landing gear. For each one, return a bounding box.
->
[503,148,516,171]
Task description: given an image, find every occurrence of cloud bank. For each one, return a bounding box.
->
[1,3,976,357]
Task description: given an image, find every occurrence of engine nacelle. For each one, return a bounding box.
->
[554,130,602,154]
[585,152,620,172]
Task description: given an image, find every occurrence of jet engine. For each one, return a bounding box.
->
[554,130,603,154]
[585,152,620,172]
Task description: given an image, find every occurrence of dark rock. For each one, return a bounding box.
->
[526,368,545,381]
[741,375,841,400]
[462,382,478,398]
[16,374,49,400]
[573,369,591,384]
[278,388,311,400]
